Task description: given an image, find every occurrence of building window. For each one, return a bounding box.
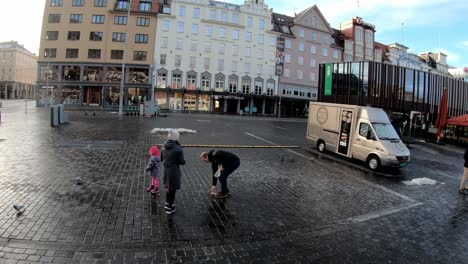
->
[232,13,238,23]
[51,0,63,6]
[70,14,83,23]
[322,36,328,44]
[221,11,227,22]
[298,41,304,51]
[112,32,126,42]
[245,47,251,57]
[172,72,182,88]
[310,72,316,81]
[135,34,148,43]
[44,48,57,58]
[246,32,252,42]
[190,40,197,51]
[310,58,316,67]
[232,61,238,72]
[297,70,303,80]
[210,9,216,20]
[257,48,263,58]
[269,36,276,46]
[67,31,81,40]
[205,25,213,36]
[46,31,59,40]
[92,15,105,24]
[311,16,317,27]
[242,82,249,94]
[48,14,61,23]
[299,29,304,38]
[285,39,291,49]
[201,75,210,89]
[333,50,339,59]
[191,24,199,34]
[88,49,101,59]
[66,49,79,58]
[187,72,196,88]
[189,56,196,68]
[133,51,147,61]
[311,33,317,41]
[247,16,253,27]
[284,54,291,63]
[232,30,239,40]
[259,19,265,29]
[322,48,328,56]
[256,65,262,75]
[232,45,238,56]
[298,56,304,65]
[90,31,103,41]
[229,81,237,93]
[258,34,264,44]
[355,27,363,43]
[175,55,181,67]
[162,20,169,30]
[193,7,200,18]
[95,0,107,7]
[161,37,168,48]
[203,58,210,70]
[114,16,127,25]
[177,22,184,32]
[215,78,224,89]
[310,45,316,54]
[179,6,186,16]
[244,63,250,73]
[139,0,151,12]
[176,38,183,49]
[111,50,123,59]
[283,68,290,78]
[116,0,129,10]
[160,54,166,65]
[219,28,226,38]
[137,17,150,26]
[218,43,225,54]
[157,72,166,88]
[72,0,84,6]
[204,42,211,52]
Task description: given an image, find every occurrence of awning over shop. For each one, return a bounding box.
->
[448,114,468,127]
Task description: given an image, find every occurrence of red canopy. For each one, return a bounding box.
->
[435,89,448,139]
[448,114,468,127]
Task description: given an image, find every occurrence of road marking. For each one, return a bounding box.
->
[244,131,423,221]
[276,126,287,130]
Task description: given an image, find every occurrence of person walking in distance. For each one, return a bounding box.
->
[145,146,161,194]
[459,149,468,194]
[161,130,186,214]
[200,150,240,198]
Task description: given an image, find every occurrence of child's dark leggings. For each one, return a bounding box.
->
[166,189,177,206]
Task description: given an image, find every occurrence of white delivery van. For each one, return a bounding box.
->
[306,102,410,171]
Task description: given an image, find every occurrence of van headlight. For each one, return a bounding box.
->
[385,153,397,160]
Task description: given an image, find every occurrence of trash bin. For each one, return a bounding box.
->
[57,104,68,124]
[50,105,59,127]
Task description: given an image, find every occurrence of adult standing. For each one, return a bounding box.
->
[200,150,240,198]
[161,129,186,214]
[460,149,468,194]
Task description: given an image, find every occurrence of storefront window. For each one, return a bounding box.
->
[83,66,103,81]
[61,86,80,104]
[104,86,120,106]
[129,68,149,83]
[184,94,196,111]
[198,94,211,111]
[155,91,167,108]
[63,65,81,81]
[106,66,122,82]
[127,88,148,105]
[83,86,101,105]
[169,93,182,110]
[40,64,59,81]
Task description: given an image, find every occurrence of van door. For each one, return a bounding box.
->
[337,109,354,156]
[352,122,376,161]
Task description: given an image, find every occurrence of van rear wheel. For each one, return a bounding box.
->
[317,140,326,152]
[367,155,381,171]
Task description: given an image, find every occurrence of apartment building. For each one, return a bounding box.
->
[153,0,278,115]
[386,43,431,71]
[0,41,37,99]
[338,17,383,63]
[37,0,158,107]
[271,5,342,116]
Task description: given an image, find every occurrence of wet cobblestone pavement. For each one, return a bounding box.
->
[0,100,467,263]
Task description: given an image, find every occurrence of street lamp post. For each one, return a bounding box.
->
[277,75,281,118]
[119,0,132,116]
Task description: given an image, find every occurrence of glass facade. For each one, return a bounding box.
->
[319,62,468,123]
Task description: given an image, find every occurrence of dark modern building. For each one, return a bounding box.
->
[318,61,468,132]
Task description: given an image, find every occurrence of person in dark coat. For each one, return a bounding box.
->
[161,129,186,214]
[460,149,468,194]
[200,150,240,198]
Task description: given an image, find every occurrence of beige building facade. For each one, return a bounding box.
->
[37,0,158,107]
[0,41,37,99]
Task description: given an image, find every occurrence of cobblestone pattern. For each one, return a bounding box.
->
[0,102,467,263]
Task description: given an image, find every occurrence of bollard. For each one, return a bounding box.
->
[50,105,59,127]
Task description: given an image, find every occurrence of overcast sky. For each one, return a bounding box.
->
[1,0,466,67]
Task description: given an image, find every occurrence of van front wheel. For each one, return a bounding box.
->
[367,155,381,171]
[317,140,326,152]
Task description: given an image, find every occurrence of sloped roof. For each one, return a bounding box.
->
[271,12,295,36]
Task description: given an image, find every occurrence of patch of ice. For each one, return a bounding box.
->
[150,128,197,134]
[402,177,437,186]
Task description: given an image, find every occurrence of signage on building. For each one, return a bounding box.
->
[275,37,285,76]
[324,64,333,96]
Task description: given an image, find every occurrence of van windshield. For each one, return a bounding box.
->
[371,122,400,140]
